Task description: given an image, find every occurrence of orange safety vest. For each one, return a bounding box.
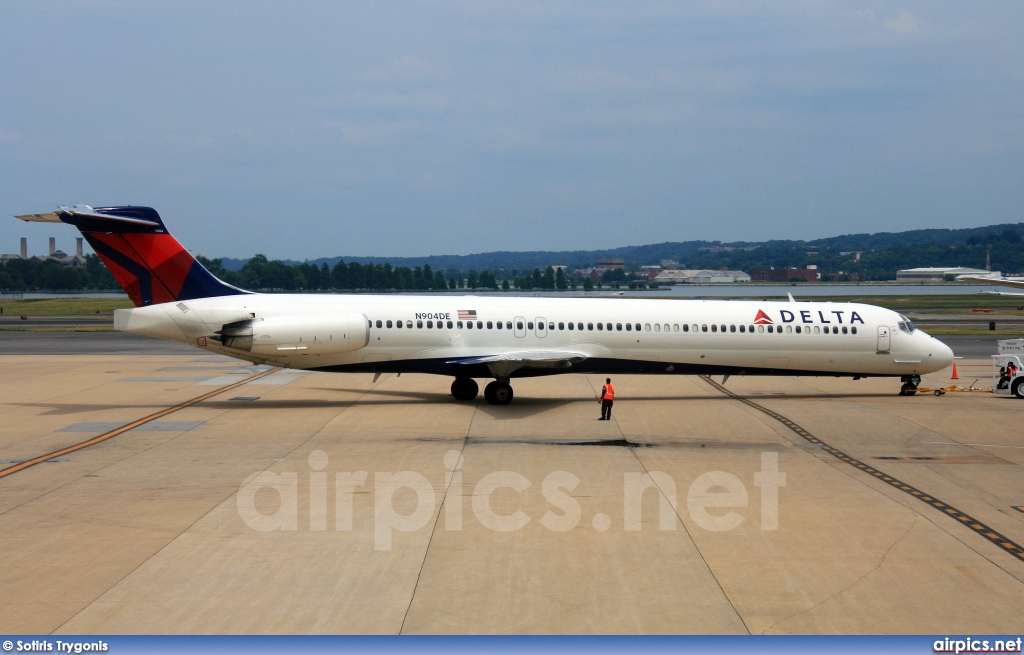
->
[602,384,614,400]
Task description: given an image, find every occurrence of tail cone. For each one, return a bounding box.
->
[951,362,959,380]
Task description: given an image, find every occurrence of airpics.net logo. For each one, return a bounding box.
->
[236,450,787,551]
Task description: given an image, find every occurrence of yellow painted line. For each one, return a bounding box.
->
[0,367,280,480]
[699,375,1024,564]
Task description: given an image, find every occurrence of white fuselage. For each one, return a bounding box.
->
[114,293,955,379]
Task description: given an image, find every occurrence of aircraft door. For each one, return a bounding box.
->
[535,317,547,338]
[514,316,526,338]
[877,325,891,353]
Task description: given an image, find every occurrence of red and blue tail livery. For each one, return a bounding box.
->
[17,205,246,307]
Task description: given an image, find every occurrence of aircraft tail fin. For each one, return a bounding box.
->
[16,205,248,307]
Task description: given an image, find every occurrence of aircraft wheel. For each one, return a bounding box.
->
[900,383,917,396]
[451,378,479,401]
[1013,380,1024,399]
[484,381,514,405]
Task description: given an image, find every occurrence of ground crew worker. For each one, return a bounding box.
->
[598,378,614,420]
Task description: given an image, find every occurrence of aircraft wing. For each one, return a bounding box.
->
[447,350,588,378]
[958,275,1024,290]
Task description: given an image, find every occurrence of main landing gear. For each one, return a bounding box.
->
[450,377,514,405]
[451,377,479,401]
[899,374,922,396]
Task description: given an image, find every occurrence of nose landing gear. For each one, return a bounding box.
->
[899,374,922,396]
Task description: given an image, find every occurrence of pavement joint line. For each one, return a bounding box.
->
[0,367,281,480]
[699,375,1024,564]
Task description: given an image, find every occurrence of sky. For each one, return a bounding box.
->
[2,1,1023,260]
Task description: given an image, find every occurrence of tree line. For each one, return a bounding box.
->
[2,227,1022,292]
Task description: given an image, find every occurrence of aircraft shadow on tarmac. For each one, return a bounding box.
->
[13,390,899,417]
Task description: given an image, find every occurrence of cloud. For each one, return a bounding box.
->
[884,10,921,34]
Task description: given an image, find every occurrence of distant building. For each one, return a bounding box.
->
[595,258,625,271]
[654,269,750,284]
[751,266,820,282]
[896,266,996,282]
[2,237,87,267]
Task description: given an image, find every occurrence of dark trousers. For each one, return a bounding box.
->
[601,399,613,419]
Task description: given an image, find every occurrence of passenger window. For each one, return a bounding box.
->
[417,320,423,328]
[568,322,574,330]
[407,321,412,328]
[375,319,382,328]
[438,322,444,329]
[635,323,641,331]
[517,321,523,330]
[396,321,402,329]
[758,325,764,333]
[448,320,454,329]
[702,324,708,332]
[385,320,392,328]
[833,326,839,334]
[487,321,493,329]
[654,324,661,332]
[597,323,604,331]
[457,321,463,328]
[730,325,736,333]
[605,323,611,331]
[851,326,857,335]
[814,326,820,334]
[720,325,726,333]
[528,322,534,330]
[673,324,679,332]
[588,323,594,330]
[645,323,651,332]
[683,324,689,332]
[767,325,773,333]
[496,321,502,330]
[427,320,434,328]
[842,326,848,334]
[580,323,586,330]
[711,324,717,333]
[507,322,513,330]
[693,325,698,332]
[626,323,632,331]
[478,321,483,329]
[616,323,622,331]
[795,326,800,334]
[548,322,554,330]
[467,321,473,329]
[739,325,745,333]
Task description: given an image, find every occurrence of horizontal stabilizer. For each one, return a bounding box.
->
[16,205,160,228]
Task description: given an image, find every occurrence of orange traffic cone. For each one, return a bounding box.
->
[951,362,959,380]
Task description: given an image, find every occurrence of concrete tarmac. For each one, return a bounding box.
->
[0,344,1022,634]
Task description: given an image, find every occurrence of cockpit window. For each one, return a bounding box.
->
[897,315,916,334]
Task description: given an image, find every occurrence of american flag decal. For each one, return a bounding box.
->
[458,309,477,320]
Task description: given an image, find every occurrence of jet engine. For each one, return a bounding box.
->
[214,314,369,355]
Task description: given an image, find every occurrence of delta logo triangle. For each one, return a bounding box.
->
[753,309,773,325]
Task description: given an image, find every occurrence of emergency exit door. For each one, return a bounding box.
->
[877,325,891,353]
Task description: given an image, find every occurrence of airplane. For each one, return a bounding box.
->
[957,274,1024,296]
[16,205,961,402]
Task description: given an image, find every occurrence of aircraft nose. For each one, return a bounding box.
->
[933,337,955,370]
